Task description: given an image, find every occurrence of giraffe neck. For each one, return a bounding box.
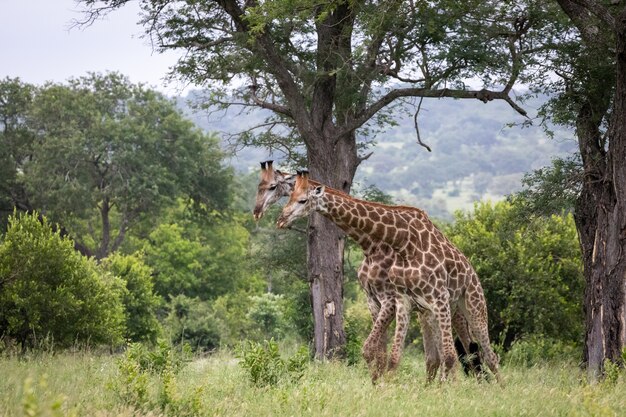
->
[316,187,421,256]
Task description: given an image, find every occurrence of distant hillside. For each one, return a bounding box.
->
[177,93,576,220]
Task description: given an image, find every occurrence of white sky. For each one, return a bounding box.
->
[0,0,188,94]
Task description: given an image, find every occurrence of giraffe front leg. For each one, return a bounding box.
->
[433,300,457,382]
[362,298,395,384]
[419,311,440,383]
[388,295,410,373]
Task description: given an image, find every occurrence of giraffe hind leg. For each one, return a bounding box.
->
[459,297,501,383]
[452,311,483,377]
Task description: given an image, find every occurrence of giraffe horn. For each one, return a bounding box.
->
[267,160,273,169]
[260,161,267,170]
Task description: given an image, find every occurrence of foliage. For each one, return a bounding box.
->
[248,211,313,341]
[343,298,373,366]
[101,253,162,344]
[236,339,309,387]
[0,73,233,259]
[246,293,291,341]
[0,211,125,349]
[512,155,582,218]
[112,340,199,415]
[505,335,578,368]
[0,78,36,228]
[143,208,252,301]
[163,295,221,353]
[445,201,584,348]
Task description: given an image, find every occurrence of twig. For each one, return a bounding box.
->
[413,97,432,152]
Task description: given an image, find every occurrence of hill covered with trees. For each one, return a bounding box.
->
[181,93,576,219]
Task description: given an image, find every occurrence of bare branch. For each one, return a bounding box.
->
[340,87,528,137]
[71,0,133,29]
[248,84,293,117]
[357,151,374,164]
[286,225,307,234]
[413,98,431,152]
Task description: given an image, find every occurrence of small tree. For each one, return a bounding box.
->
[0,212,125,349]
[102,253,162,344]
[446,201,584,348]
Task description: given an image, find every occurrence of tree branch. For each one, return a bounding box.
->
[572,0,615,28]
[339,87,528,137]
[248,84,293,117]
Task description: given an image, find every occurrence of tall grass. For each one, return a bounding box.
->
[1,349,624,417]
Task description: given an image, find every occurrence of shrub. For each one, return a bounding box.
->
[112,340,194,413]
[0,211,125,349]
[344,299,372,366]
[164,294,220,352]
[246,293,291,341]
[236,339,309,387]
[505,335,578,367]
[101,252,162,344]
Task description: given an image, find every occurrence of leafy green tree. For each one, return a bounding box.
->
[143,208,252,301]
[0,78,36,227]
[532,0,626,378]
[79,0,539,358]
[1,72,233,259]
[101,253,162,344]
[247,293,291,341]
[164,294,221,352]
[445,201,583,348]
[0,211,125,349]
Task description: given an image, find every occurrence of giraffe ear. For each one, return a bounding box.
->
[312,185,325,197]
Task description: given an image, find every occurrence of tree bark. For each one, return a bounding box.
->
[304,128,358,359]
[557,0,626,381]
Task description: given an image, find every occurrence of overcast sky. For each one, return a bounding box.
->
[0,0,187,94]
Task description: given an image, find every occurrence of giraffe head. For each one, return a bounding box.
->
[276,170,325,228]
[253,160,296,220]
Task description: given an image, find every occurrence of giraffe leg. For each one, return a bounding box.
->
[452,311,482,377]
[362,298,395,383]
[459,289,501,383]
[366,294,389,377]
[419,312,440,383]
[433,300,457,382]
[388,295,410,372]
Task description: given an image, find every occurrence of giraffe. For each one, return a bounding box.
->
[276,171,501,382]
[254,161,480,381]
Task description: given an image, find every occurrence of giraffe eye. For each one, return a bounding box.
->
[298,198,308,204]
[269,185,277,190]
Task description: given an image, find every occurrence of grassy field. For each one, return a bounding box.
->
[1,349,624,417]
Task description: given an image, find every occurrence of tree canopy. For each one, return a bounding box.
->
[0,73,233,258]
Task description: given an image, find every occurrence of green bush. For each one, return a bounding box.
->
[236,339,309,387]
[247,293,291,341]
[112,340,196,414]
[445,201,584,348]
[164,294,221,352]
[505,335,578,367]
[0,211,125,349]
[101,252,162,344]
[344,299,372,366]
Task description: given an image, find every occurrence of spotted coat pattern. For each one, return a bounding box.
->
[277,172,501,383]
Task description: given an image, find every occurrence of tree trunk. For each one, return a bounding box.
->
[306,131,358,359]
[575,11,626,380]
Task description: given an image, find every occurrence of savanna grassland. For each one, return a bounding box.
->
[1,348,624,417]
